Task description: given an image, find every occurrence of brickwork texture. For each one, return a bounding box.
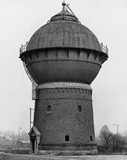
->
[34,86,96,150]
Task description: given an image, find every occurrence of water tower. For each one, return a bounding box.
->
[19,2,108,153]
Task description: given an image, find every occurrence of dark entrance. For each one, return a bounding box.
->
[31,134,36,153]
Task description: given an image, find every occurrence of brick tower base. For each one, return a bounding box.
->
[33,82,97,152]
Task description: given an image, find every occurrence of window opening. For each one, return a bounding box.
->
[65,135,70,142]
[90,135,93,141]
[78,106,82,112]
[47,105,51,112]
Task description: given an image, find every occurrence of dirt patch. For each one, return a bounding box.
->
[0,153,43,160]
[0,152,127,160]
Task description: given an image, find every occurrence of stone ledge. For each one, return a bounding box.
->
[37,82,92,90]
[38,88,92,95]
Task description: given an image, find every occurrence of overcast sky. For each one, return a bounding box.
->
[0,0,127,136]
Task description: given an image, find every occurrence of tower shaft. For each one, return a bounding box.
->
[33,83,97,151]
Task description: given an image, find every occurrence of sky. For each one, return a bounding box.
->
[0,0,127,136]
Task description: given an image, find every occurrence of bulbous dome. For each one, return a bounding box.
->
[20,3,108,85]
[27,7,101,52]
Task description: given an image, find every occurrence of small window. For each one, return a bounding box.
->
[65,135,70,142]
[90,135,93,141]
[78,106,82,112]
[47,105,51,112]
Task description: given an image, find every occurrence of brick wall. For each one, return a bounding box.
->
[33,85,96,150]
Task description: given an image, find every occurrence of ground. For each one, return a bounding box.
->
[0,153,127,160]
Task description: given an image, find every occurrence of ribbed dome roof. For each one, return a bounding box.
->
[26,3,101,52]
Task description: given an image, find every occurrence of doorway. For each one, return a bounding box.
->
[31,135,36,153]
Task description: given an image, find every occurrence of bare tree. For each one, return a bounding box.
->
[99,125,126,153]
[100,129,112,147]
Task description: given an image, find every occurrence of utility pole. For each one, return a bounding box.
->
[18,127,22,141]
[17,127,22,149]
[113,124,119,136]
[30,108,34,130]
[113,124,120,149]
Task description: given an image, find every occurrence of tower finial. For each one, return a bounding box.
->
[62,0,66,11]
[62,0,66,6]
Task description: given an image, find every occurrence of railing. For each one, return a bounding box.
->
[100,42,108,54]
[19,42,28,55]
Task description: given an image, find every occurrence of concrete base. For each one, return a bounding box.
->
[39,143,97,150]
[37,149,98,156]
[37,143,98,155]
